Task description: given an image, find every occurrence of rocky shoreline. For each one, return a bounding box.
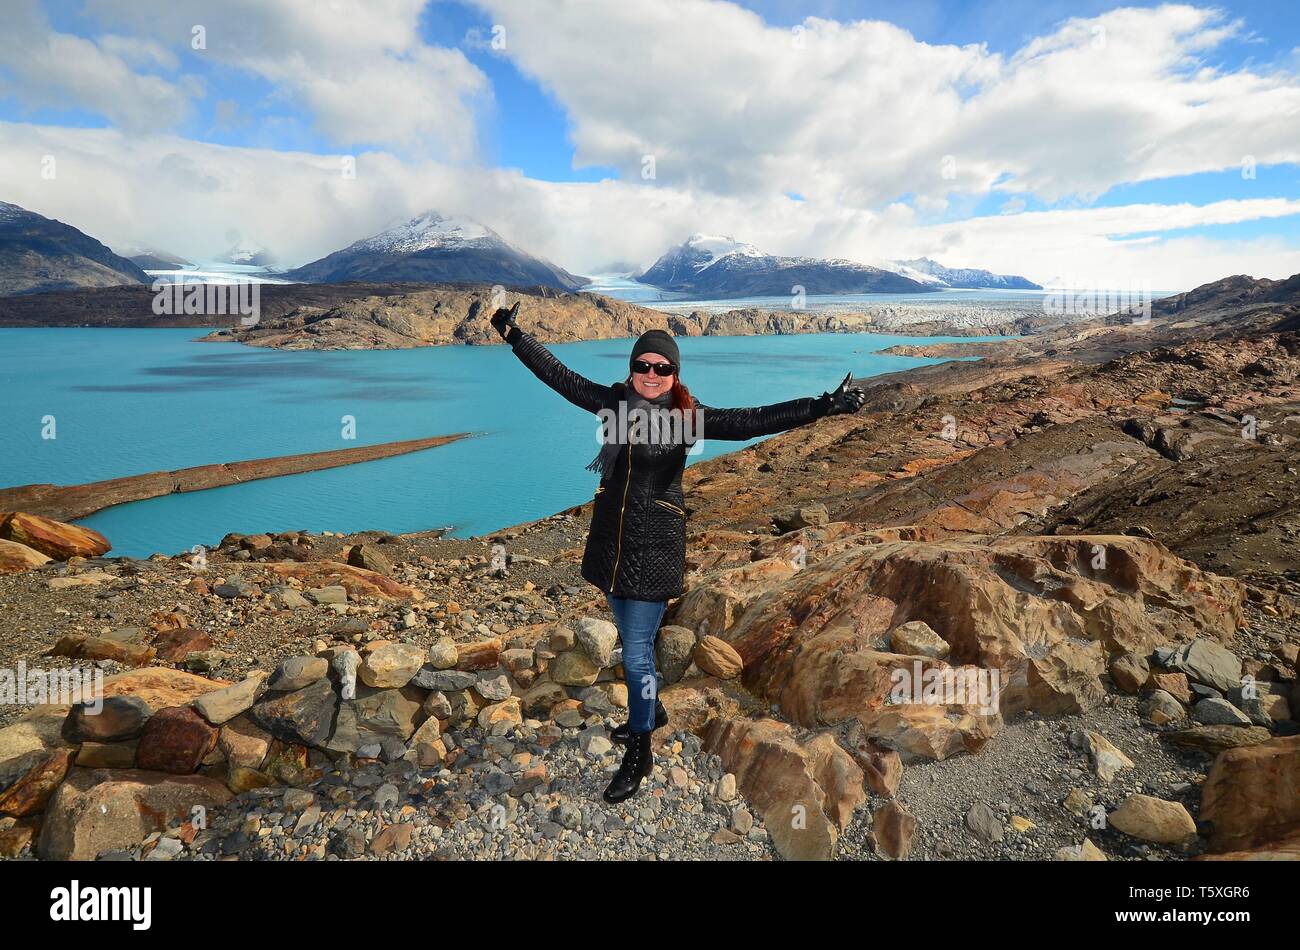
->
[1,273,1298,862]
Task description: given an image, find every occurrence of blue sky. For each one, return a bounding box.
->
[0,0,1297,287]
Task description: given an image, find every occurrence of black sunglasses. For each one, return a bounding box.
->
[631,359,677,377]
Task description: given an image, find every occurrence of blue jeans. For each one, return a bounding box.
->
[605,593,668,734]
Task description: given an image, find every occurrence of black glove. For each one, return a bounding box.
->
[490,301,521,344]
[815,372,867,417]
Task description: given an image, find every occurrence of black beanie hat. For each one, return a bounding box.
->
[630,329,680,372]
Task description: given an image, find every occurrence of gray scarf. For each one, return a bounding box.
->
[585,385,679,480]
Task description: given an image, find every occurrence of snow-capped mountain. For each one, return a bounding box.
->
[892,257,1041,290]
[638,234,936,298]
[285,211,588,291]
[219,238,278,268]
[0,200,149,296]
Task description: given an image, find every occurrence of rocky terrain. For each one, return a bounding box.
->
[0,272,1298,863]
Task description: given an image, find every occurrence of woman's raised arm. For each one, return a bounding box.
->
[694,373,866,441]
[491,305,610,414]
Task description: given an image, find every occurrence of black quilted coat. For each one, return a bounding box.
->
[509,329,830,601]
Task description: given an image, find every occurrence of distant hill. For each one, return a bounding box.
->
[284,211,588,291]
[0,201,150,296]
[637,234,937,298]
[892,257,1041,290]
[219,238,278,268]
[122,246,195,270]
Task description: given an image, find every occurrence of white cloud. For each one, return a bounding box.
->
[0,1,192,131]
[80,0,491,158]
[473,0,1300,206]
[1,121,1296,292]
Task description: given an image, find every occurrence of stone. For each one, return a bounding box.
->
[426,639,458,669]
[0,538,51,574]
[575,617,619,667]
[359,643,425,688]
[371,821,414,855]
[407,718,445,768]
[889,621,950,659]
[1163,725,1272,753]
[136,706,219,774]
[217,716,272,770]
[692,636,744,678]
[1108,794,1197,845]
[477,697,522,730]
[347,543,394,576]
[474,673,513,702]
[702,717,862,861]
[191,673,267,726]
[75,742,137,769]
[409,667,477,691]
[521,681,569,717]
[331,649,360,700]
[150,627,214,664]
[454,638,502,671]
[655,626,697,684]
[0,511,110,560]
[549,651,600,687]
[1141,689,1186,725]
[1146,671,1192,704]
[50,635,154,667]
[0,749,74,817]
[856,702,1000,763]
[268,656,328,691]
[965,802,1003,844]
[1159,639,1243,694]
[871,800,916,859]
[1109,653,1149,694]
[1192,697,1252,726]
[1199,735,1300,855]
[305,585,348,605]
[62,695,151,743]
[250,678,339,747]
[1085,731,1135,782]
[1055,839,1107,861]
[37,768,233,860]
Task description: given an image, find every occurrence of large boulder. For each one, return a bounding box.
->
[1199,736,1300,855]
[0,538,51,574]
[0,511,110,560]
[701,716,863,861]
[37,768,232,860]
[266,560,422,601]
[705,535,1241,728]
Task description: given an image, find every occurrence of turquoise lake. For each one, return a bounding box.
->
[1,328,1003,558]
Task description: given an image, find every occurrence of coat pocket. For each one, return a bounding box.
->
[653,498,685,517]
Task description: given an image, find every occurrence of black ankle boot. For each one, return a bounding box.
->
[611,698,668,744]
[603,730,653,804]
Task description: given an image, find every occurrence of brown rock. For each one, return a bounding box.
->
[37,767,233,860]
[871,800,917,859]
[266,560,422,601]
[1200,735,1300,854]
[150,627,214,664]
[692,636,744,678]
[51,635,155,667]
[1109,653,1150,694]
[0,816,40,857]
[702,716,860,860]
[135,706,219,774]
[370,821,414,854]
[1163,725,1273,754]
[0,749,74,816]
[75,742,138,769]
[217,715,273,770]
[102,667,229,710]
[0,538,51,574]
[454,638,502,671]
[1146,671,1193,704]
[0,511,110,560]
[1108,794,1197,845]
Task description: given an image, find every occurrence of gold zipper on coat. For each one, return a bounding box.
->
[654,499,685,516]
[609,446,631,592]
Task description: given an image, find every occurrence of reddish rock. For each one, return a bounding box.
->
[871,800,917,859]
[1200,735,1300,855]
[0,538,51,574]
[0,749,74,817]
[150,627,215,664]
[135,706,219,774]
[0,511,110,560]
[454,638,502,671]
[51,635,154,667]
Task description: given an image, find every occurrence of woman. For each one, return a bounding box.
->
[489,302,867,804]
